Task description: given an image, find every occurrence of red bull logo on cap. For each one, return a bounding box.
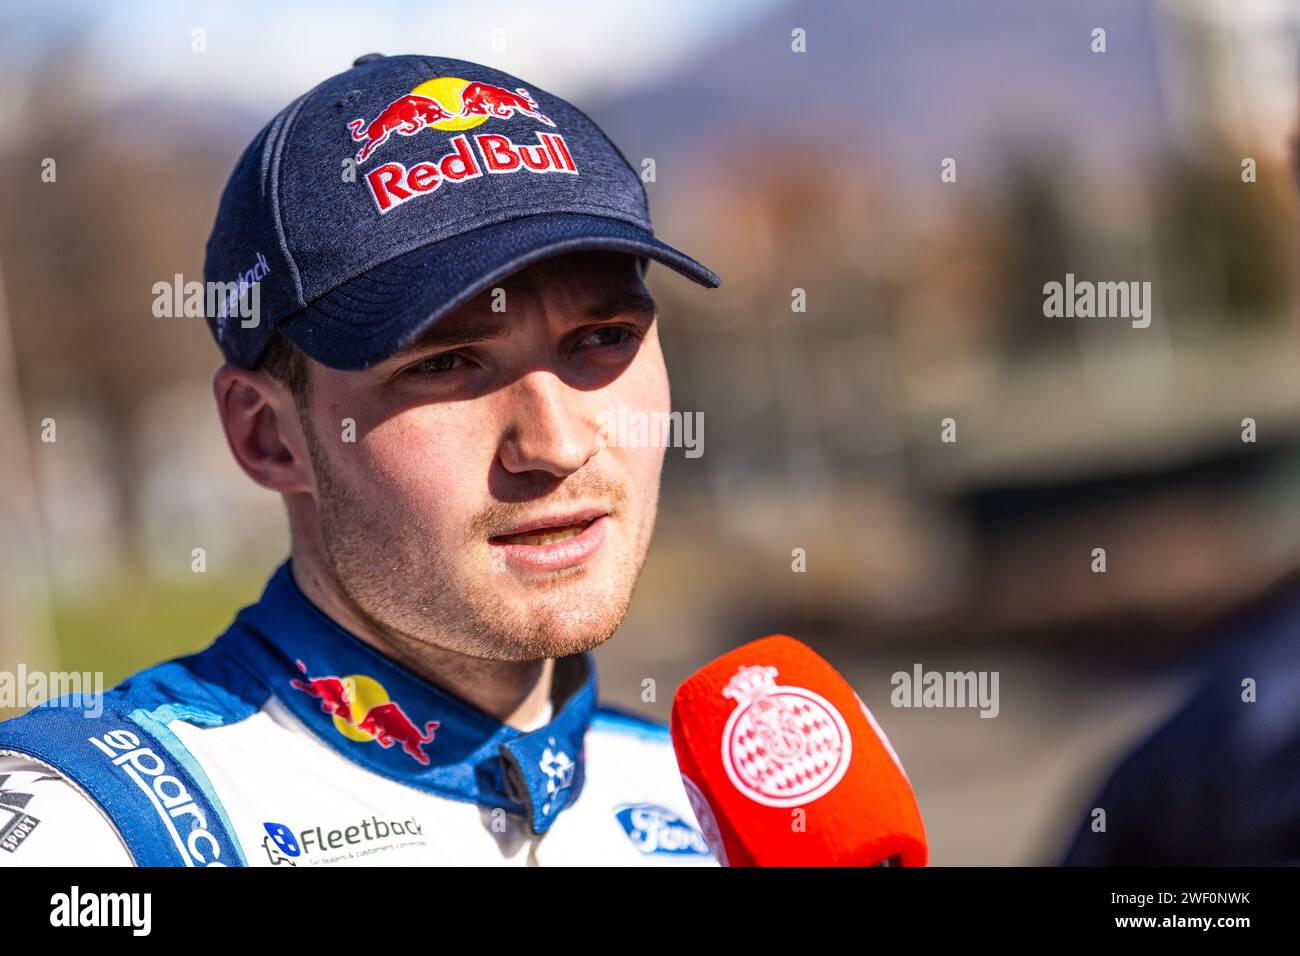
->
[291,661,440,766]
[345,77,576,215]
[348,76,556,164]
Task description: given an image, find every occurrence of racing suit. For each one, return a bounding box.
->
[0,561,716,866]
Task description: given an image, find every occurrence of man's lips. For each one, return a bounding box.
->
[488,510,610,572]
[488,508,608,543]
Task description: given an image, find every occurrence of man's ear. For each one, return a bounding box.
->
[212,363,314,495]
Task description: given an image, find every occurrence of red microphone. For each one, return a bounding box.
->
[671,635,927,866]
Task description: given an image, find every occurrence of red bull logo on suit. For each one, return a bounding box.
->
[290,662,440,766]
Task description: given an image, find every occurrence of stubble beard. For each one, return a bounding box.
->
[300,412,659,664]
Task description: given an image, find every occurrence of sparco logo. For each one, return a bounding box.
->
[88,729,226,866]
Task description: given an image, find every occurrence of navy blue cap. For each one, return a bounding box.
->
[204,54,720,371]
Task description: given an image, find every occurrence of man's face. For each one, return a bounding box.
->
[296,250,669,663]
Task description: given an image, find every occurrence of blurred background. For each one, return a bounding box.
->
[2,0,1299,864]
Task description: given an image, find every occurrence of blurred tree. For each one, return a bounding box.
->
[1151,149,1293,329]
[0,48,234,573]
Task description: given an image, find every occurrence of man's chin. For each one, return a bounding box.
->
[496,579,632,659]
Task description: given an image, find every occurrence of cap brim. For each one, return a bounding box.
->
[275,212,719,371]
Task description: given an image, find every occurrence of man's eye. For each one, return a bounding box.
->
[576,326,637,349]
[407,353,467,375]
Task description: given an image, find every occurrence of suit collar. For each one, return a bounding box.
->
[226,561,595,835]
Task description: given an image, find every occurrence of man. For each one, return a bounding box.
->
[0,54,720,866]
[1059,570,1300,866]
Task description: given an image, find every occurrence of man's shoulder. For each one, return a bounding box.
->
[0,755,133,865]
[0,633,270,867]
[584,703,681,791]
[0,634,266,868]
[0,631,268,743]
[1061,585,1300,865]
[589,703,671,744]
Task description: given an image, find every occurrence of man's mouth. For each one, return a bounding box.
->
[487,510,610,572]
[491,519,596,547]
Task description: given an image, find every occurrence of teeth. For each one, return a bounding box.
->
[508,525,585,546]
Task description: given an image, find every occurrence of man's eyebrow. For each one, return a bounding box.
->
[581,290,657,322]
[382,289,657,365]
[391,318,512,357]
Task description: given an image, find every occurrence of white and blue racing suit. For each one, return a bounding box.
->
[0,561,715,866]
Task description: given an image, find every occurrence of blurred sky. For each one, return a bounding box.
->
[0,0,784,120]
[3,0,1297,176]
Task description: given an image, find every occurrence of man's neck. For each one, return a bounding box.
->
[287,552,555,731]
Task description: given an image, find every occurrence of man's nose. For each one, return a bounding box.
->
[496,371,600,477]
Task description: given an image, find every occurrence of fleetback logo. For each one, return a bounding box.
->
[261,816,425,866]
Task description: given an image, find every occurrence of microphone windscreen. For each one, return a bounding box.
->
[671,635,927,866]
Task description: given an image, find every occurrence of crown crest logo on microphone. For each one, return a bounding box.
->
[721,665,853,808]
